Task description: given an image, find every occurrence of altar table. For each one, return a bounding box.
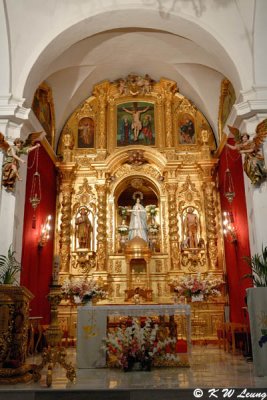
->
[77,304,191,368]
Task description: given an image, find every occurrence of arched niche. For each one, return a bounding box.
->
[114,175,161,254]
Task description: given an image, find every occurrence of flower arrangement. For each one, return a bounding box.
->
[118,206,128,219]
[103,317,179,371]
[117,224,129,235]
[148,224,159,235]
[171,274,224,301]
[146,204,158,216]
[61,276,106,304]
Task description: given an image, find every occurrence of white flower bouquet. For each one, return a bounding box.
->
[61,277,106,304]
[171,273,224,301]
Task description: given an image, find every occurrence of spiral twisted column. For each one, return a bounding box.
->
[96,184,107,270]
[58,166,75,273]
[204,182,218,269]
[166,183,180,270]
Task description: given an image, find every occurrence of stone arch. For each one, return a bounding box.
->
[20,7,244,105]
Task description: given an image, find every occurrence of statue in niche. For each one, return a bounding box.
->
[128,192,148,242]
[183,207,199,248]
[75,206,92,249]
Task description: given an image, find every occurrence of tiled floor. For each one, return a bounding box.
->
[0,345,267,391]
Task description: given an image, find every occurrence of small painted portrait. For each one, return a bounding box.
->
[117,102,155,146]
[179,114,195,144]
[78,117,94,148]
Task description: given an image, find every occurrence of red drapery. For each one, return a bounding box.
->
[218,139,252,323]
[20,145,56,324]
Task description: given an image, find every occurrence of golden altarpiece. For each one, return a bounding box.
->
[55,75,226,341]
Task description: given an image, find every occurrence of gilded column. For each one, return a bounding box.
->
[107,95,115,152]
[156,93,164,148]
[204,182,218,269]
[165,91,173,147]
[94,82,108,149]
[96,184,107,270]
[167,183,180,270]
[58,166,75,273]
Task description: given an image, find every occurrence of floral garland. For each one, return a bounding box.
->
[61,277,106,304]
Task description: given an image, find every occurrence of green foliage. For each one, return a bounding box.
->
[0,245,21,285]
[243,246,267,287]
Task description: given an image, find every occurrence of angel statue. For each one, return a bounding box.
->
[227,119,267,185]
[0,131,45,191]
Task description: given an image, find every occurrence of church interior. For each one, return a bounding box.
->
[0,1,267,397]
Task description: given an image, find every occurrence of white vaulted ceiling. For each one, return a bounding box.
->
[3,0,257,147]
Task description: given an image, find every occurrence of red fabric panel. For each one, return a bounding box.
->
[218,139,252,323]
[20,145,56,324]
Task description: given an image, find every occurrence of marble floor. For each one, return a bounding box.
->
[0,345,267,393]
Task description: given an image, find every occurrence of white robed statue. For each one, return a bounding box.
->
[128,197,148,242]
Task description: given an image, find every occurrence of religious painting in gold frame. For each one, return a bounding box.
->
[117,101,155,146]
[77,117,95,148]
[218,78,236,142]
[32,81,55,148]
[178,113,196,144]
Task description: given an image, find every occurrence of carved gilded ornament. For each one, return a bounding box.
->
[55,75,224,325]
[115,260,122,273]
[204,183,218,269]
[72,179,97,211]
[113,74,155,97]
[93,82,109,149]
[96,184,107,270]
[71,252,96,274]
[218,78,236,142]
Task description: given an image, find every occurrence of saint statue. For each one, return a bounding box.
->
[128,196,148,242]
[75,206,92,249]
[183,207,199,248]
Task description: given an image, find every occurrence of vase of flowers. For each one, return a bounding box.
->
[61,276,106,304]
[103,317,179,371]
[171,274,224,302]
[146,205,158,225]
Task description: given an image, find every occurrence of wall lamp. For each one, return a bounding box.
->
[39,215,52,247]
[223,211,237,243]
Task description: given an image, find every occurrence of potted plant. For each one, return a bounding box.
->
[244,246,267,377]
[0,245,21,285]
[243,246,267,287]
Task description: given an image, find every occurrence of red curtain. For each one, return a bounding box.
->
[218,139,252,323]
[21,145,57,324]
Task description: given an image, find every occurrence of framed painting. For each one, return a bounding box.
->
[32,82,55,147]
[178,113,196,144]
[77,117,95,148]
[117,101,155,146]
[218,79,236,142]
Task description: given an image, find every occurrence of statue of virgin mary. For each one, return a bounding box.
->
[128,193,148,242]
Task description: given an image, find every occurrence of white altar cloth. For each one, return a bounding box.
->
[77,304,191,369]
